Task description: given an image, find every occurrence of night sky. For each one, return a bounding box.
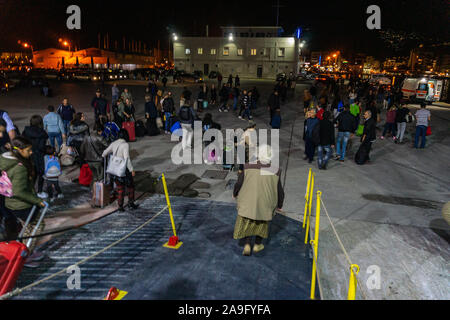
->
[0,0,448,58]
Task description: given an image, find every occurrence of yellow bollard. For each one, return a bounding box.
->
[310,191,322,300]
[302,168,312,228]
[161,173,183,249]
[347,264,360,300]
[304,174,315,244]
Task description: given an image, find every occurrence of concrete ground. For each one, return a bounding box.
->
[1,77,449,300]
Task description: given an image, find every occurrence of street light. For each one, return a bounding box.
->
[228,33,233,41]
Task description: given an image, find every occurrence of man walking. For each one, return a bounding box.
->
[334,105,356,162]
[355,110,376,165]
[57,98,75,136]
[268,90,280,125]
[162,92,175,134]
[414,103,431,149]
[317,111,335,170]
[395,104,412,144]
[43,105,66,152]
[91,89,110,123]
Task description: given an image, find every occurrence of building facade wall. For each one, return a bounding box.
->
[173,37,299,79]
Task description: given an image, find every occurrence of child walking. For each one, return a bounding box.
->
[43,145,63,202]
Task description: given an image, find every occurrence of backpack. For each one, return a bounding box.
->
[135,120,147,137]
[44,155,62,178]
[312,123,321,145]
[179,106,192,122]
[0,170,14,197]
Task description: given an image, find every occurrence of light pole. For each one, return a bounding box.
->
[169,33,177,67]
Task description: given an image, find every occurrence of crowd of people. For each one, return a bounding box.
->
[0,71,436,262]
[300,76,432,169]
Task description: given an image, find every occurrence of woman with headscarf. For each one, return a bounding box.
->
[232,144,284,256]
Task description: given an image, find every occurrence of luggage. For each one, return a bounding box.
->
[92,159,111,208]
[203,100,208,109]
[122,121,136,142]
[135,120,147,137]
[426,126,432,136]
[146,118,160,136]
[170,121,182,136]
[79,163,93,186]
[0,205,49,295]
[355,143,369,165]
[155,117,163,129]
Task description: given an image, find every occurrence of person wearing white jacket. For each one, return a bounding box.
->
[102,129,138,212]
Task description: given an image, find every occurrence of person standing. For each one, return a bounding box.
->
[381,105,397,140]
[394,104,412,144]
[22,115,49,199]
[210,84,217,105]
[317,111,335,170]
[267,90,280,124]
[356,110,376,164]
[80,122,109,188]
[227,74,233,86]
[43,145,63,202]
[303,89,312,114]
[111,83,120,106]
[304,109,319,163]
[0,109,17,141]
[235,75,240,87]
[102,129,138,212]
[218,84,229,112]
[68,112,90,155]
[232,85,240,111]
[414,103,431,149]
[145,95,160,136]
[57,98,75,136]
[43,105,66,153]
[178,102,196,150]
[162,75,168,89]
[120,88,133,105]
[232,144,284,256]
[91,89,110,123]
[162,92,175,134]
[217,73,223,88]
[334,105,356,162]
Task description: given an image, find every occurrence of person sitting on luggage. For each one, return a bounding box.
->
[68,112,90,156]
[123,98,135,122]
[0,136,47,267]
[102,129,138,212]
[43,145,63,202]
[80,123,109,188]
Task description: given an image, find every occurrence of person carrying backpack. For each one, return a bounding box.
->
[334,105,356,162]
[162,92,175,134]
[43,145,63,201]
[317,111,335,170]
[178,103,196,150]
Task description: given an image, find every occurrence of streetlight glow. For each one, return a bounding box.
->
[228,33,233,41]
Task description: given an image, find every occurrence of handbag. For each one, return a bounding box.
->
[106,143,127,177]
[156,117,163,128]
[426,126,432,136]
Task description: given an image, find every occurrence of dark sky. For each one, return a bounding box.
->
[0,0,448,58]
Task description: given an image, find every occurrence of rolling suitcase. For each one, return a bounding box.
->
[92,159,111,208]
[0,204,49,295]
[122,121,136,142]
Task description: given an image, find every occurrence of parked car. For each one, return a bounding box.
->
[175,71,203,83]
